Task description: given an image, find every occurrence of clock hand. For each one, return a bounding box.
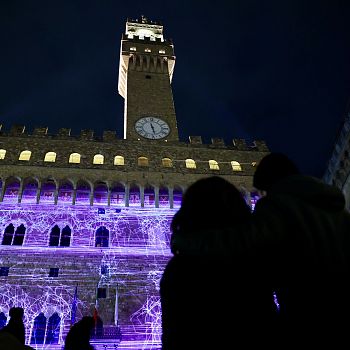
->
[150,123,155,133]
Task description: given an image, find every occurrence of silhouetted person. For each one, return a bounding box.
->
[171,153,350,348]
[160,176,277,350]
[1,307,25,345]
[64,316,95,350]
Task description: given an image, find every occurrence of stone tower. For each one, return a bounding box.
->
[118,16,178,141]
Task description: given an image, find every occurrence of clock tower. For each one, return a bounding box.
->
[118,16,179,141]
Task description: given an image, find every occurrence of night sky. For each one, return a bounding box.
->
[1,1,350,177]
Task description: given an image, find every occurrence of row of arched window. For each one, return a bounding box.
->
[2,224,125,249]
[0,179,183,208]
[0,149,244,170]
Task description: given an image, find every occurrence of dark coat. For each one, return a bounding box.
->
[161,229,278,350]
[252,175,350,347]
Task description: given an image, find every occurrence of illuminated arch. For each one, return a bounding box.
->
[93,154,104,165]
[114,155,124,166]
[162,157,173,167]
[95,226,109,247]
[209,160,219,170]
[19,150,31,161]
[185,159,196,169]
[144,184,155,207]
[0,149,6,160]
[231,161,242,171]
[138,156,149,166]
[69,153,81,164]
[44,152,56,162]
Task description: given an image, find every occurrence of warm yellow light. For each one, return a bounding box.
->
[69,153,81,164]
[138,156,149,166]
[19,150,31,161]
[93,154,104,165]
[231,161,242,171]
[44,152,56,162]
[0,149,6,160]
[114,156,125,166]
[162,158,173,167]
[209,160,219,170]
[185,159,196,169]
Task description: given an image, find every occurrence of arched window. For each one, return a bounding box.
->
[44,152,56,162]
[13,224,26,245]
[162,158,173,167]
[60,226,71,247]
[19,150,31,161]
[185,159,196,169]
[231,161,242,171]
[209,160,219,170]
[95,226,109,247]
[45,313,61,344]
[114,156,124,166]
[0,149,6,160]
[138,156,149,166]
[31,313,47,345]
[49,225,60,247]
[144,185,155,207]
[110,183,125,206]
[69,153,81,164]
[2,224,15,245]
[93,154,104,165]
[0,312,7,329]
[22,179,38,203]
[49,225,71,247]
[2,223,25,246]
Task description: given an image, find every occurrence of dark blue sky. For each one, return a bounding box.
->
[1,1,350,177]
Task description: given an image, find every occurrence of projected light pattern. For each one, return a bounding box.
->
[0,203,174,349]
[0,283,86,345]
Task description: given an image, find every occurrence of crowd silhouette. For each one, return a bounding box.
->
[164,152,350,349]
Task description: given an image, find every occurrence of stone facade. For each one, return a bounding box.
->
[0,16,269,349]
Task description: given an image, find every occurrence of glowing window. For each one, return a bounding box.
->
[159,49,165,54]
[162,157,173,167]
[114,155,124,166]
[185,159,196,169]
[19,150,31,161]
[69,153,81,164]
[231,161,242,171]
[0,149,6,160]
[130,47,136,51]
[93,154,104,165]
[138,156,149,166]
[145,48,151,53]
[209,160,219,170]
[44,152,56,162]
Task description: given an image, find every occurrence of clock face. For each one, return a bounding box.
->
[135,117,170,139]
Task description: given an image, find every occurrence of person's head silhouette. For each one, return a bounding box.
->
[253,153,300,192]
[171,176,250,234]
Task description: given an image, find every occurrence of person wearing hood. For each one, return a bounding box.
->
[171,152,350,347]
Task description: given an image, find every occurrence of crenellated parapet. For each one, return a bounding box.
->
[0,124,269,150]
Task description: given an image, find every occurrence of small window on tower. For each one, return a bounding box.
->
[19,150,31,161]
[145,75,152,79]
[0,149,6,160]
[130,47,136,51]
[145,48,151,53]
[159,49,165,54]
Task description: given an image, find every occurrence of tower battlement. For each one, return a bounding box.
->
[0,124,268,151]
